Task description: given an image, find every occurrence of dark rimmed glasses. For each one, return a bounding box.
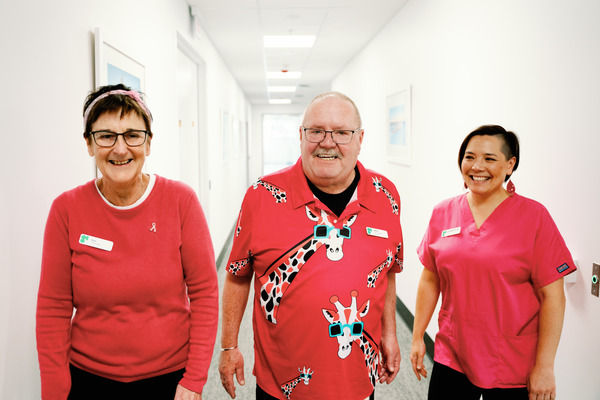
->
[302,127,361,144]
[89,130,149,148]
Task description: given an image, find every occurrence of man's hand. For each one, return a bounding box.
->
[174,384,201,400]
[409,337,428,381]
[218,348,246,399]
[378,333,401,384]
[527,364,556,400]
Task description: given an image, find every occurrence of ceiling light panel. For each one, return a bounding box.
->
[267,86,297,92]
[269,99,292,104]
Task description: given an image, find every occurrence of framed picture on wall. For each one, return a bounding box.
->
[386,86,412,165]
[94,27,145,91]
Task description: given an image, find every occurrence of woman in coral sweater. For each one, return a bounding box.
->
[36,84,218,400]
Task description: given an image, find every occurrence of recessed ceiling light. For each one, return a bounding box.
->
[267,86,296,93]
[266,71,302,79]
[263,35,316,48]
[269,99,292,105]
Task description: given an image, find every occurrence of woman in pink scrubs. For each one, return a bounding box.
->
[410,125,575,400]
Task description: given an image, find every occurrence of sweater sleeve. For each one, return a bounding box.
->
[36,197,73,400]
[178,191,219,394]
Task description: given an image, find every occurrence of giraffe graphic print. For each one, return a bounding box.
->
[280,367,314,399]
[228,258,249,275]
[372,177,399,215]
[366,249,394,288]
[321,290,379,388]
[253,179,287,203]
[258,206,357,323]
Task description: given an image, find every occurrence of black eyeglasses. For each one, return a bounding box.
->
[302,127,361,144]
[89,130,149,147]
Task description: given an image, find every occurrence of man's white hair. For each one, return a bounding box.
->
[302,91,362,128]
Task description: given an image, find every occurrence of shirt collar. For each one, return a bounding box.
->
[289,158,379,214]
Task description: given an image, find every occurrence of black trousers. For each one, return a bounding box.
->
[428,362,529,400]
[68,364,184,400]
[257,384,375,400]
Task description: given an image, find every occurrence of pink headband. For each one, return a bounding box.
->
[83,89,153,128]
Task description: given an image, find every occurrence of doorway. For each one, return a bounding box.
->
[176,33,209,219]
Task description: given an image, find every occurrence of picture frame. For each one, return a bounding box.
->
[94,27,145,91]
[386,86,412,165]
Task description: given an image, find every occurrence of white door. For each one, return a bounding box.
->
[176,48,203,198]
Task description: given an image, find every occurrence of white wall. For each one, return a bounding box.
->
[0,0,249,398]
[332,0,600,398]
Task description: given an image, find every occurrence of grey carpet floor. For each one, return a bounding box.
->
[202,238,433,400]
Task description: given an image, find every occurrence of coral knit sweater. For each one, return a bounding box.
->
[36,175,218,400]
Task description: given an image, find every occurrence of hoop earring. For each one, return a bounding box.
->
[507,179,515,194]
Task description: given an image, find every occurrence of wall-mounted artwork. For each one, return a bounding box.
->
[386,86,412,165]
[94,27,145,90]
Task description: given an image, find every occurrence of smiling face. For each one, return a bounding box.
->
[300,95,363,194]
[461,135,515,199]
[87,110,150,190]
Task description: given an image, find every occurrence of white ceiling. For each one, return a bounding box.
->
[188,0,408,106]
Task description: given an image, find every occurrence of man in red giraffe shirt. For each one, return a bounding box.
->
[219,92,404,400]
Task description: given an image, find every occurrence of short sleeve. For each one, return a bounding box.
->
[225,189,255,277]
[531,207,576,289]
[386,181,404,273]
[417,212,437,273]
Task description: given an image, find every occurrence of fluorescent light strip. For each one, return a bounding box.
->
[269,99,292,105]
[267,86,296,93]
[266,71,302,79]
[263,35,316,48]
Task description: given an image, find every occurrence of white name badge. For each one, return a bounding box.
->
[366,227,388,238]
[441,227,461,238]
[79,233,113,251]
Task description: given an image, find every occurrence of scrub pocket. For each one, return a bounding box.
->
[453,314,502,387]
[496,333,537,386]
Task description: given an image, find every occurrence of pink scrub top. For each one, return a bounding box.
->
[417,193,575,388]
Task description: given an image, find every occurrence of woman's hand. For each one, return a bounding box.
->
[527,364,556,400]
[174,384,201,400]
[527,278,565,400]
[410,337,428,380]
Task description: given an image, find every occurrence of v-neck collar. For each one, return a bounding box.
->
[462,192,515,232]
